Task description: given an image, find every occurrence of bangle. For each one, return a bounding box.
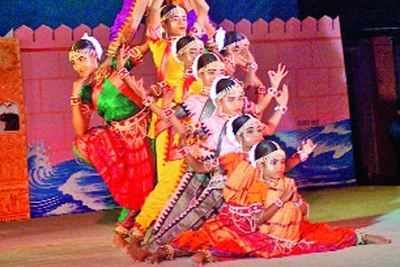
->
[274,198,284,208]
[256,86,267,95]
[163,107,174,118]
[274,105,288,114]
[143,96,154,107]
[70,96,81,106]
[118,67,129,80]
[268,87,279,97]
[247,62,258,72]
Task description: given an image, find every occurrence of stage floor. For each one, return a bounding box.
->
[1,186,400,267]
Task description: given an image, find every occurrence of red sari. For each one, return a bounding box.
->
[73,78,154,211]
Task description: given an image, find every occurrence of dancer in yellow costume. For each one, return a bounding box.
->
[127,1,212,255]
[133,35,205,237]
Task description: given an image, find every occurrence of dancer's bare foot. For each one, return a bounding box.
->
[112,232,129,252]
[113,225,130,252]
[126,237,151,262]
[363,234,391,244]
[192,250,214,266]
[147,245,175,264]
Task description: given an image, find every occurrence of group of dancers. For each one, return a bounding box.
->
[67,0,390,264]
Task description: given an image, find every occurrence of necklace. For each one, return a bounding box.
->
[260,176,279,187]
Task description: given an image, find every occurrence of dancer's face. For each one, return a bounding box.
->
[69,49,98,78]
[163,12,188,37]
[198,61,225,88]
[237,120,264,152]
[178,42,204,68]
[262,152,286,179]
[226,38,250,57]
[217,84,245,117]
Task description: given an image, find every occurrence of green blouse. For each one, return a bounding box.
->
[79,59,139,122]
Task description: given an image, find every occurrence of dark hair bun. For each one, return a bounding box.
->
[177,36,196,53]
[197,53,220,70]
[232,115,251,135]
[254,139,280,161]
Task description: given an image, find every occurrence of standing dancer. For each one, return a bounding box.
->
[69,0,156,249]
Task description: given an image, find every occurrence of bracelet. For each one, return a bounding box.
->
[268,87,279,97]
[163,107,174,118]
[274,105,288,114]
[274,198,284,208]
[118,67,129,80]
[247,62,258,72]
[70,96,81,106]
[143,96,154,107]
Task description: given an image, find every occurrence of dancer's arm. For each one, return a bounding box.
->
[146,0,164,39]
[255,63,288,115]
[261,84,289,135]
[71,79,91,137]
[190,0,215,37]
[285,139,317,171]
[108,0,150,56]
[256,185,295,225]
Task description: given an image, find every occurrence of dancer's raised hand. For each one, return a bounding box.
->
[268,63,288,90]
[117,44,130,71]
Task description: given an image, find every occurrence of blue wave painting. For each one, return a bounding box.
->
[28,119,355,217]
[272,119,356,188]
[28,144,116,218]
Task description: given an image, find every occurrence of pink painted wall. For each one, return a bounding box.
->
[15,16,349,164]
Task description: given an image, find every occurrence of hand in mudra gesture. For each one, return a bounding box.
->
[268,63,288,90]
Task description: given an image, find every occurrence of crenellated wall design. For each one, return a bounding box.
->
[14,16,349,164]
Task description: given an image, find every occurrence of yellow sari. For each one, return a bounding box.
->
[134,38,202,232]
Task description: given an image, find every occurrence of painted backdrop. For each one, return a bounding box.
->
[15,17,355,218]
